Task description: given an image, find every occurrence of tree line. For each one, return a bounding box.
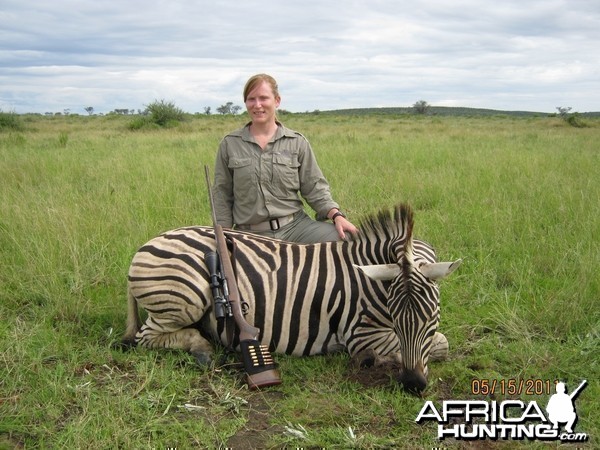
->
[79,101,245,117]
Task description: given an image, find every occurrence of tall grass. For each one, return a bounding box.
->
[1,113,598,448]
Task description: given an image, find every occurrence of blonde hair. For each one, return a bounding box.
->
[243,74,280,102]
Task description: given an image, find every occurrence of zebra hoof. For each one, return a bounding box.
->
[192,352,213,367]
[350,349,378,368]
[113,339,137,351]
[429,332,449,361]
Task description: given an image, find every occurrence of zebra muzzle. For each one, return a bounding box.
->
[240,340,282,389]
[399,361,428,394]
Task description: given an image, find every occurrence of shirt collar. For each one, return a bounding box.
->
[237,121,294,142]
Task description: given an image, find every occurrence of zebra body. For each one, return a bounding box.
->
[123,204,461,391]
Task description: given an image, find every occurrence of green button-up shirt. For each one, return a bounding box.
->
[213,122,339,227]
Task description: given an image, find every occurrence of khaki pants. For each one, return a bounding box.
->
[241,211,340,244]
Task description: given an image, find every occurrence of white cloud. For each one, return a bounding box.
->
[0,0,598,114]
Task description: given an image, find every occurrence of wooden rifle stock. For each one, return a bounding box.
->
[205,165,281,389]
[213,222,259,341]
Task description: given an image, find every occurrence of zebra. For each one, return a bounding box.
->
[122,203,461,392]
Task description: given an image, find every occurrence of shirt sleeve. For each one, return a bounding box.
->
[213,139,234,227]
[297,138,339,220]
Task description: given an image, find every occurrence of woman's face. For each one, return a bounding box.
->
[245,81,281,125]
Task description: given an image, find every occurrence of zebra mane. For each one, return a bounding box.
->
[356,203,416,282]
[400,206,415,291]
[357,203,414,247]
[358,204,417,294]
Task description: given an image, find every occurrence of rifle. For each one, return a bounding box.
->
[204,165,281,389]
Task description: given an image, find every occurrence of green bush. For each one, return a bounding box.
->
[145,99,185,127]
[127,115,160,130]
[566,113,587,128]
[0,110,23,131]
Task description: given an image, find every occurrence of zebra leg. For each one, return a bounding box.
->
[137,325,215,366]
[347,328,403,368]
[429,332,449,361]
[350,348,403,368]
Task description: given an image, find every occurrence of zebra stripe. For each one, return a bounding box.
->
[123,204,461,391]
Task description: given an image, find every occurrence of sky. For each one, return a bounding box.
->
[1,0,598,115]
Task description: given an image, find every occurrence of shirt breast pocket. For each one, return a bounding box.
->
[228,157,256,192]
[272,154,300,195]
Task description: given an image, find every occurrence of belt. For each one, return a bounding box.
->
[236,213,296,232]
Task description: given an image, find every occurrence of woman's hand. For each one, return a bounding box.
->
[329,209,359,240]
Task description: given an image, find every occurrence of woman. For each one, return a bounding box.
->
[213,73,358,243]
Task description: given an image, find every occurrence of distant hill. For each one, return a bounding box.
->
[317,106,600,118]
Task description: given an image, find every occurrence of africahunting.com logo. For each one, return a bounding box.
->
[416,379,589,443]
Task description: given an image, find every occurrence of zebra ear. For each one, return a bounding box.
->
[420,259,462,281]
[353,263,400,280]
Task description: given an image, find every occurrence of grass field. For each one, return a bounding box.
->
[1,112,598,449]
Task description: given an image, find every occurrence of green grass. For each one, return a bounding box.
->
[1,113,598,448]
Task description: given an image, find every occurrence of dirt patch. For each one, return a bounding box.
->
[226,390,285,450]
[435,377,457,400]
[0,434,25,450]
[347,361,402,389]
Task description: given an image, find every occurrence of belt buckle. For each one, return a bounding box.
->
[269,218,280,230]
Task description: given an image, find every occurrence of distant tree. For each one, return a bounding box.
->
[556,106,586,128]
[413,100,430,115]
[556,106,572,118]
[204,106,211,115]
[84,106,94,115]
[216,102,242,115]
[217,102,233,115]
[63,108,71,116]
